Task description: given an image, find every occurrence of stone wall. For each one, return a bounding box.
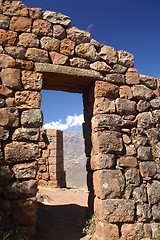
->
[37,129,66,188]
[0,0,160,239]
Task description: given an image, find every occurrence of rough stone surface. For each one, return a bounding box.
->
[121,224,144,240]
[60,38,75,56]
[0,29,17,46]
[18,33,39,48]
[92,114,124,130]
[126,68,140,85]
[99,45,118,64]
[12,162,37,179]
[0,54,15,68]
[117,156,138,168]
[10,16,32,32]
[1,68,21,90]
[53,25,66,40]
[152,203,160,221]
[49,51,69,65]
[29,8,43,19]
[147,181,160,204]
[0,107,19,127]
[133,184,147,203]
[91,154,115,170]
[66,27,90,45]
[15,91,41,109]
[40,36,60,52]
[131,85,154,101]
[115,98,136,115]
[1,1,28,17]
[94,97,115,115]
[137,112,155,128]
[119,85,133,99]
[93,222,119,240]
[139,161,156,178]
[0,85,13,98]
[32,19,52,36]
[137,100,150,112]
[4,46,26,59]
[106,73,125,85]
[4,142,39,163]
[12,128,40,141]
[137,146,152,160]
[90,61,113,73]
[113,64,127,73]
[95,81,119,99]
[25,48,49,63]
[21,70,43,91]
[118,50,134,67]
[137,203,151,222]
[21,109,43,128]
[0,126,9,140]
[125,168,140,186]
[93,169,125,199]
[43,10,71,27]
[75,43,99,62]
[150,97,160,109]
[140,75,157,90]
[0,166,14,185]
[70,57,90,69]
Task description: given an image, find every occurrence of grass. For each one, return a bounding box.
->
[82,212,98,236]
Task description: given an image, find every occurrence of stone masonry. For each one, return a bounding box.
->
[37,129,66,189]
[0,0,160,239]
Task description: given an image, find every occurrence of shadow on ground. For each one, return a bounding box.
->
[35,202,88,240]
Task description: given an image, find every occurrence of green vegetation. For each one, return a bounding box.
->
[82,213,98,236]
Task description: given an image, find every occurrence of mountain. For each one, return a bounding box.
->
[63,131,87,190]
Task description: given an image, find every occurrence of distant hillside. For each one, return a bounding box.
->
[63,131,87,189]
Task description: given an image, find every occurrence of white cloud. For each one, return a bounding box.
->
[43,114,84,131]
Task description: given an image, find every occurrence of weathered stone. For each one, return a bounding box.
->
[0,126,9,140]
[0,19,9,29]
[144,223,160,239]
[0,29,17,46]
[125,168,140,186]
[4,141,39,163]
[121,224,144,240]
[25,48,49,63]
[117,156,138,168]
[60,38,75,56]
[0,98,5,107]
[137,112,155,128]
[133,184,147,203]
[70,57,90,69]
[131,85,154,101]
[118,50,134,67]
[4,46,26,59]
[10,16,32,32]
[90,38,101,50]
[32,19,52,36]
[92,114,124,130]
[106,73,125,85]
[21,70,43,91]
[1,68,21,90]
[40,36,60,52]
[4,180,37,199]
[29,8,43,19]
[95,197,135,223]
[18,33,39,48]
[153,110,160,123]
[75,43,99,62]
[66,27,90,45]
[21,109,43,128]
[137,100,150,112]
[43,10,71,27]
[137,146,152,160]
[140,75,157,90]
[93,169,125,199]
[132,134,149,148]
[145,128,159,144]
[147,181,160,205]
[0,54,15,68]
[94,97,115,115]
[15,91,41,109]
[0,85,13,98]
[93,222,119,240]
[154,143,160,158]
[12,197,37,226]
[2,1,28,16]
[150,97,160,109]
[12,162,37,179]
[90,61,113,73]
[99,45,118,64]
[125,144,136,156]
[15,59,34,71]
[49,51,69,65]
[152,203,160,221]
[12,128,40,141]
[126,68,140,85]
[139,161,156,178]
[95,81,119,98]
[53,25,66,40]
[122,134,131,144]
[115,98,136,115]
[113,63,127,73]
[0,45,3,53]
[91,154,115,170]
[0,166,14,185]
[0,107,19,127]
[119,85,133,99]
[92,130,123,154]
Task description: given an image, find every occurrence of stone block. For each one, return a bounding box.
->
[25,48,49,63]
[131,85,154,101]
[4,46,26,59]
[136,203,151,222]
[1,68,21,90]
[75,43,99,62]
[40,36,60,52]
[144,223,160,239]
[15,91,41,109]
[4,180,37,199]
[21,70,43,91]
[60,38,75,56]
[15,59,34,71]
[106,73,125,85]
[70,57,90,69]
[53,25,66,40]
[150,97,160,109]
[133,184,147,203]
[21,109,43,127]
[121,224,144,240]
[152,203,160,221]
[1,1,28,16]
[0,126,9,140]
[93,97,115,115]
[139,161,156,178]
[0,107,19,127]
[90,154,115,170]
[117,156,138,168]
[119,85,133,99]
[126,68,140,85]
[153,109,160,123]
[0,166,14,185]
[137,100,150,112]
[12,161,37,179]
[92,130,124,154]
[32,19,52,36]
[113,63,127,73]
[12,198,37,226]
[43,10,71,27]
[140,75,157,90]
[18,33,39,48]
[0,54,15,68]
[147,181,160,204]
[4,142,39,163]
[93,222,119,240]
[115,98,136,115]
[137,112,155,128]
[125,168,140,186]
[66,26,90,45]
[49,51,69,65]
[12,128,40,141]
[125,144,136,156]
[137,146,152,160]
[154,142,160,158]
[0,29,17,46]
[90,61,113,73]
[29,8,43,19]
[99,45,118,64]
[93,169,125,199]
[94,81,119,99]
[10,16,32,32]
[118,50,134,67]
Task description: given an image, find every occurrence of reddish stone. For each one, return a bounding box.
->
[75,43,99,62]
[99,45,118,64]
[117,156,138,168]
[6,97,15,107]
[1,1,28,17]
[0,166,14,185]
[4,46,26,59]
[93,97,115,115]
[25,48,49,63]
[40,36,60,52]
[118,50,134,68]
[15,91,41,109]
[32,19,52,36]
[1,68,21,90]
[10,16,32,32]
[29,8,43,19]
[93,222,119,240]
[0,107,19,127]
[18,33,39,48]
[0,126,9,140]
[66,27,90,45]
[60,38,75,57]
[0,29,17,46]
[0,54,15,68]
[126,68,140,85]
[12,128,40,141]
[121,224,144,240]
[15,59,34,71]
[53,25,66,40]
[90,61,113,73]
[49,51,69,65]
[0,85,13,98]
[94,81,119,99]
[12,162,37,179]
[140,74,157,90]
[70,57,90,69]
[119,85,133,99]
[139,161,156,178]
[22,70,43,91]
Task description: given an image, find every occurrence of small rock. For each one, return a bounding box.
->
[139,161,156,178]
[136,112,155,128]
[0,54,15,68]
[136,203,151,222]
[118,50,134,67]
[75,43,99,62]
[53,25,66,40]
[95,81,119,99]
[99,45,118,64]
[40,36,60,52]
[0,29,17,47]
[21,109,43,128]
[29,8,43,19]
[15,91,41,109]
[12,162,37,179]
[21,70,43,91]
[70,57,90,69]
[131,85,155,101]
[137,146,152,160]
[1,68,21,90]
[137,100,150,112]
[119,85,133,99]
[66,26,90,45]
[115,98,136,115]
[113,63,127,73]
[12,128,40,141]
[25,48,49,63]
[133,184,147,203]
[117,156,137,168]
[125,168,140,186]
[147,181,160,204]
[150,97,160,109]
[4,46,26,59]
[140,75,157,90]
[49,51,69,65]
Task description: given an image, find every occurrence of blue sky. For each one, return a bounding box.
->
[22,0,160,130]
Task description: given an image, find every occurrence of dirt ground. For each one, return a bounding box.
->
[35,187,90,240]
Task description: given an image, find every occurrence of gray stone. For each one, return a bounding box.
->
[75,43,99,62]
[40,36,60,52]
[140,75,157,90]
[90,61,113,73]
[125,168,140,186]
[137,112,155,128]
[137,203,151,222]
[106,73,125,85]
[137,146,152,160]
[12,128,40,141]
[70,57,90,69]
[118,50,134,67]
[131,85,155,101]
[0,20,9,29]
[53,24,66,40]
[117,156,138,168]
[154,143,160,158]
[121,224,144,240]
[137,100,150,112]
[92,114,124,130]
[91,154,115,170]
[145,128,159,144]
[43,10,71,27]
[139,161,156,178]
[153,110,160,123]
[66,27,90,45]
[147,181,160,204]
[21,109,43,128]
[133,184,147,203]
[115,98,136,115]
[152,203,160,221]
[93,97,115,115]
[113,64,127,73]
[150,97,160,109]
[4,46,26,59]
[0,98,5,107]
[12,161,37,179]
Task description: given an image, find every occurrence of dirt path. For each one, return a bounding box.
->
[35,188,89,240]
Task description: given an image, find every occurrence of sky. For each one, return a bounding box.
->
[22,0,160,131]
